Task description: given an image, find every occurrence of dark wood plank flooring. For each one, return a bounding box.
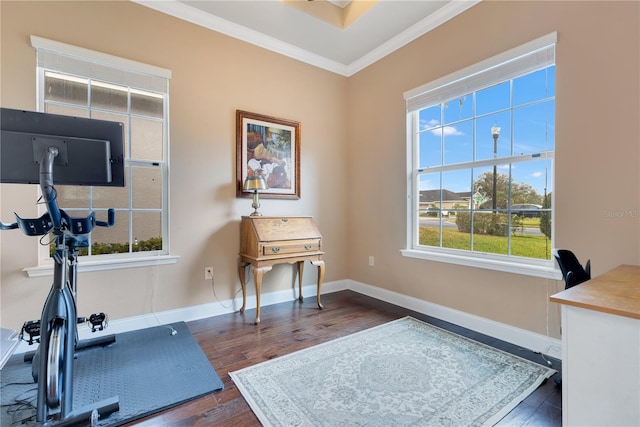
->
[128,290,562,426]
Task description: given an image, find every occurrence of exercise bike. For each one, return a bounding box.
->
[1,146,119,426]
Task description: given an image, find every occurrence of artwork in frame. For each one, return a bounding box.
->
[236,110,300,199]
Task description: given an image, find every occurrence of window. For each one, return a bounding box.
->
[31,36,175,271]
[402,33,557,278]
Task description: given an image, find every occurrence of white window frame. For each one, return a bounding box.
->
[25,36,178,277]
[401,32,560,280]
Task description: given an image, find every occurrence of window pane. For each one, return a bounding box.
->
[476,81,510,116]
[131,117,163,160]
[475,112,511,160]
[513,101,555,154]
[509,159,550,206]
[444,94,473,124]
[418,105,441,132]
[44,72,88,106]
[91,82,128,113]
[418,216,441,247]
[418,173,441,247]
[55,186,90,208]
[93,178,129,209]
[444,120,473,165]
[133,211,162,251]
[473,165,511,211]
[132,166,162,209]
[471,212,509,254]
[90,211,129,255]
[418,128,442,168]
[441,170,471,250]
[513,67,555,106]
[90,110,129,158]
[131,91,163,118]
[442,169,471,202]
[45,103,88,118]
[510,234,551,260]
[444,209,471,251]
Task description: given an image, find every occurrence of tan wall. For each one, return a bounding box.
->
[0,1,349,331]
[346,0,639,338]
[1,1,638,340]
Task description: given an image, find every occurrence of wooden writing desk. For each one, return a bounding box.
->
[550,264,640,318]
[550,264,640,426]
[238,216,325,324]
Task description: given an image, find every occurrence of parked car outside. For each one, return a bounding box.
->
[511,204,542,217]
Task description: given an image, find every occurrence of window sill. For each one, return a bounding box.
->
[23,255,180,278]
[401,248,562,280]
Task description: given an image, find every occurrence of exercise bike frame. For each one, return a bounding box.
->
[2,146,119,426]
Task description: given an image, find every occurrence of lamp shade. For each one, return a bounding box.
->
[243,175,267,192]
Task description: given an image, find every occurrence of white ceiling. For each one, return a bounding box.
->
[133,0,480,76]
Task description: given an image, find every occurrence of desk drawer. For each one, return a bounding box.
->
[262,239,321,256]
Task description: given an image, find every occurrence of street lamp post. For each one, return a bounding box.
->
[491,125,501,211]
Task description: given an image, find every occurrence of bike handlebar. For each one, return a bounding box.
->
[1,209,116,236]
[0,220,19,230]
[1,146,116,236]
[95,208,116,228]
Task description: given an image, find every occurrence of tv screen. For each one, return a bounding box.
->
[0,108,125,187]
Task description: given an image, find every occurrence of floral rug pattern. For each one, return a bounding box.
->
[230,317,555,427]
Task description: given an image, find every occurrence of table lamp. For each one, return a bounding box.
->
[243,175,268,216]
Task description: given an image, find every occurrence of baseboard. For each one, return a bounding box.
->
[11,280,350,355]
[12,278,561,360]
[346,279,562,359]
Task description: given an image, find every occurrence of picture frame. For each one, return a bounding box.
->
[236,110,301,199]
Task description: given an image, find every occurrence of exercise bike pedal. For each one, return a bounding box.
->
[89,312,108,332]
[19,319,41,345]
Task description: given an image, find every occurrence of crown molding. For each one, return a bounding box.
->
[346,0,481,76]
[132,0,480,77]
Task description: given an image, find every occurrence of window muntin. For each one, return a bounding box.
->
[405,34,556,272]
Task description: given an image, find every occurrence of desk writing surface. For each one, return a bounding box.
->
[549,264,640,319]
[248,216,321,242]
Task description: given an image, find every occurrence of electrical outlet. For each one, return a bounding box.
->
[204,267,213,280]
[368,256,374,267]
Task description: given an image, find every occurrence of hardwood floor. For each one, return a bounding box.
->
[128,290,562,426]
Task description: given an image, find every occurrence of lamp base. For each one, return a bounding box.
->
[250,191,262,216]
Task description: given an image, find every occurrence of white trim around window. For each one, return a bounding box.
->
[30,36,174,273]
[403,32,560,280]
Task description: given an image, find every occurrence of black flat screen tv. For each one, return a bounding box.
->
[0,108,125,187]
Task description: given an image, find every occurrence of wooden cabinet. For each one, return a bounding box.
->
[238,216,325,324]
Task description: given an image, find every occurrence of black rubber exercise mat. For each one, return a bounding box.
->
[1,322,223,426]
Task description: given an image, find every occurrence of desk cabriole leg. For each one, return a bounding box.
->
[252,265,272,324]
[238,261,249,313]
[311,260,325,309]
[297,261,304,301]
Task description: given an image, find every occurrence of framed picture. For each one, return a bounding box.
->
[236,110,301,199]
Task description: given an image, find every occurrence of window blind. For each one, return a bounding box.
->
[31,35,171,94]
[404,32,556,112]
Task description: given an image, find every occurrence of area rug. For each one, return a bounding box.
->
[1,322,223,426]
[230,316,555,427]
